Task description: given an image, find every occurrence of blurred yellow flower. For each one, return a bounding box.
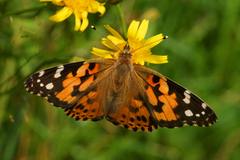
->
[91,19,168,65]
[40,0,106,32]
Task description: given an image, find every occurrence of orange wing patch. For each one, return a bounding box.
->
[56,78,81,103]
[64,90,105,121]
[76,63,100,77]
[62,73,77,87]
[106,97,158,132]
[56,63,101,105]
[145,75,180,126]
[79,75,94,92]
[145,86,158,106]
[147,75,169,94]
[61,62,112,122]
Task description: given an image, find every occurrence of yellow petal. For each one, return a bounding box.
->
[104,25,124,40]
[88,1,100,13]
[52,0,62,2]
[51,0,64,6]
[81,10,88,19]
[136,50,152,57]
[136,19,149,40]
[80,18,89,32]
[101,38,116,50]
[127,20,140,39]
[144,55,168,64]
[87,1,106,15]
[49,7,73,22]
[98,5,106,16]
[91,47,113,58]
[101,36,125,51]
[145,33,164,49]
[107,35,125,46]
[136,58,145,65]
[74,11,81,31]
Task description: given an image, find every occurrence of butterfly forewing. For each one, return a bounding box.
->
[134,64,217,128]
[24,60,113,108]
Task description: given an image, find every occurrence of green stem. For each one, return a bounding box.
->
[0,4,47,18]
[116,4,127,39]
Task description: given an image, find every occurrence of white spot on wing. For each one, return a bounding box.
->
[185,109,193,117]
[37,79,41,83]
[40,83,44,87]
[54,73,61,78]
[196,114,200,117]
[54,65,64,78]
[183,97,190,104]
[183,90,191,104]
[201,111,205,115]
[46,82,54,90]
[184,90,191,98]
[57,65,64,69]
[39,71,45,77]
[182,120,188,126]
[202,103,207,109]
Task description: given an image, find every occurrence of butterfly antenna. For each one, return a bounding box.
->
[130,36,168,53]
[91,26,122,52]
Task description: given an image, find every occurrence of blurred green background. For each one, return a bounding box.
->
[1,0,240,159]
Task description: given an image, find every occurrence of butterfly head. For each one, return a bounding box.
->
[118,43,133,64]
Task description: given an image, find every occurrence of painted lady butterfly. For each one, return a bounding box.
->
[24,42,217,132]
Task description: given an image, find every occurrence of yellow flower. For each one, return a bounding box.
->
[40,0,106,32]
[91,19,168,65]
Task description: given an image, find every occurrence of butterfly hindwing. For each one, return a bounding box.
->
[106,95,158,132]
[134,64,217,128]
[64,86,105,121]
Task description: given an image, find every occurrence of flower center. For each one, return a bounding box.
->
[63,0,91,10]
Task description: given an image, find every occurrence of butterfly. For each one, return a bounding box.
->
[24,43,217,132]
